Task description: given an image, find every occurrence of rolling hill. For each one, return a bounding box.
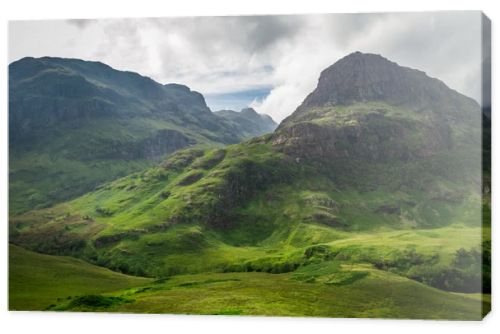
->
[9,244,151,310]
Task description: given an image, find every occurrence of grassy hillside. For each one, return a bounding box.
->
[47,268,487,320]
[10,134,489,295]
[10,243,489,318]
[9,244,151,310]
[10,103,489,292]
[9,239,490,320]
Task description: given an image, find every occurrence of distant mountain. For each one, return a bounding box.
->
[215,108,277,139]
[9,57,273,213]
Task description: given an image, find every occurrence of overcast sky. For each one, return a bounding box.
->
[9,12,484,121]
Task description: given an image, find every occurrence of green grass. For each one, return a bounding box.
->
[10,243,489,319]
[48,268,488,320]
[326,226,484,262]
[9,139,488,286]
[8,244,152,310]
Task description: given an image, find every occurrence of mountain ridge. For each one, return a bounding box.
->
[214,107,277,139]
[9,56,277,213]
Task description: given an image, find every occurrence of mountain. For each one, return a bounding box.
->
[276,52,480,161]
[9,52,490,317]
[214,108,277,139]
[290,51,478,114]
[9,57,275,214]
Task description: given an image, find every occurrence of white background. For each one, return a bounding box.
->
[0,0,498,333]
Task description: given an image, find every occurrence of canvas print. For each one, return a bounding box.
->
[8,12,491,319]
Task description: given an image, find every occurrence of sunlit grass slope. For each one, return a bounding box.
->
[9,244,151,310]
[10,132,488,293]
[48,267,488,320]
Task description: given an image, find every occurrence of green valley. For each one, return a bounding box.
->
[8,52,490,319]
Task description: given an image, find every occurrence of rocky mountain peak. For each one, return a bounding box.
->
[279,52,479,130]
[294,52,477,115]
[273,52,481,163]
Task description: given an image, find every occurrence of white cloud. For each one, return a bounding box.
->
[9,12,482,122]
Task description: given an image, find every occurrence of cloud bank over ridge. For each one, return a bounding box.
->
[10,12,482,121]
